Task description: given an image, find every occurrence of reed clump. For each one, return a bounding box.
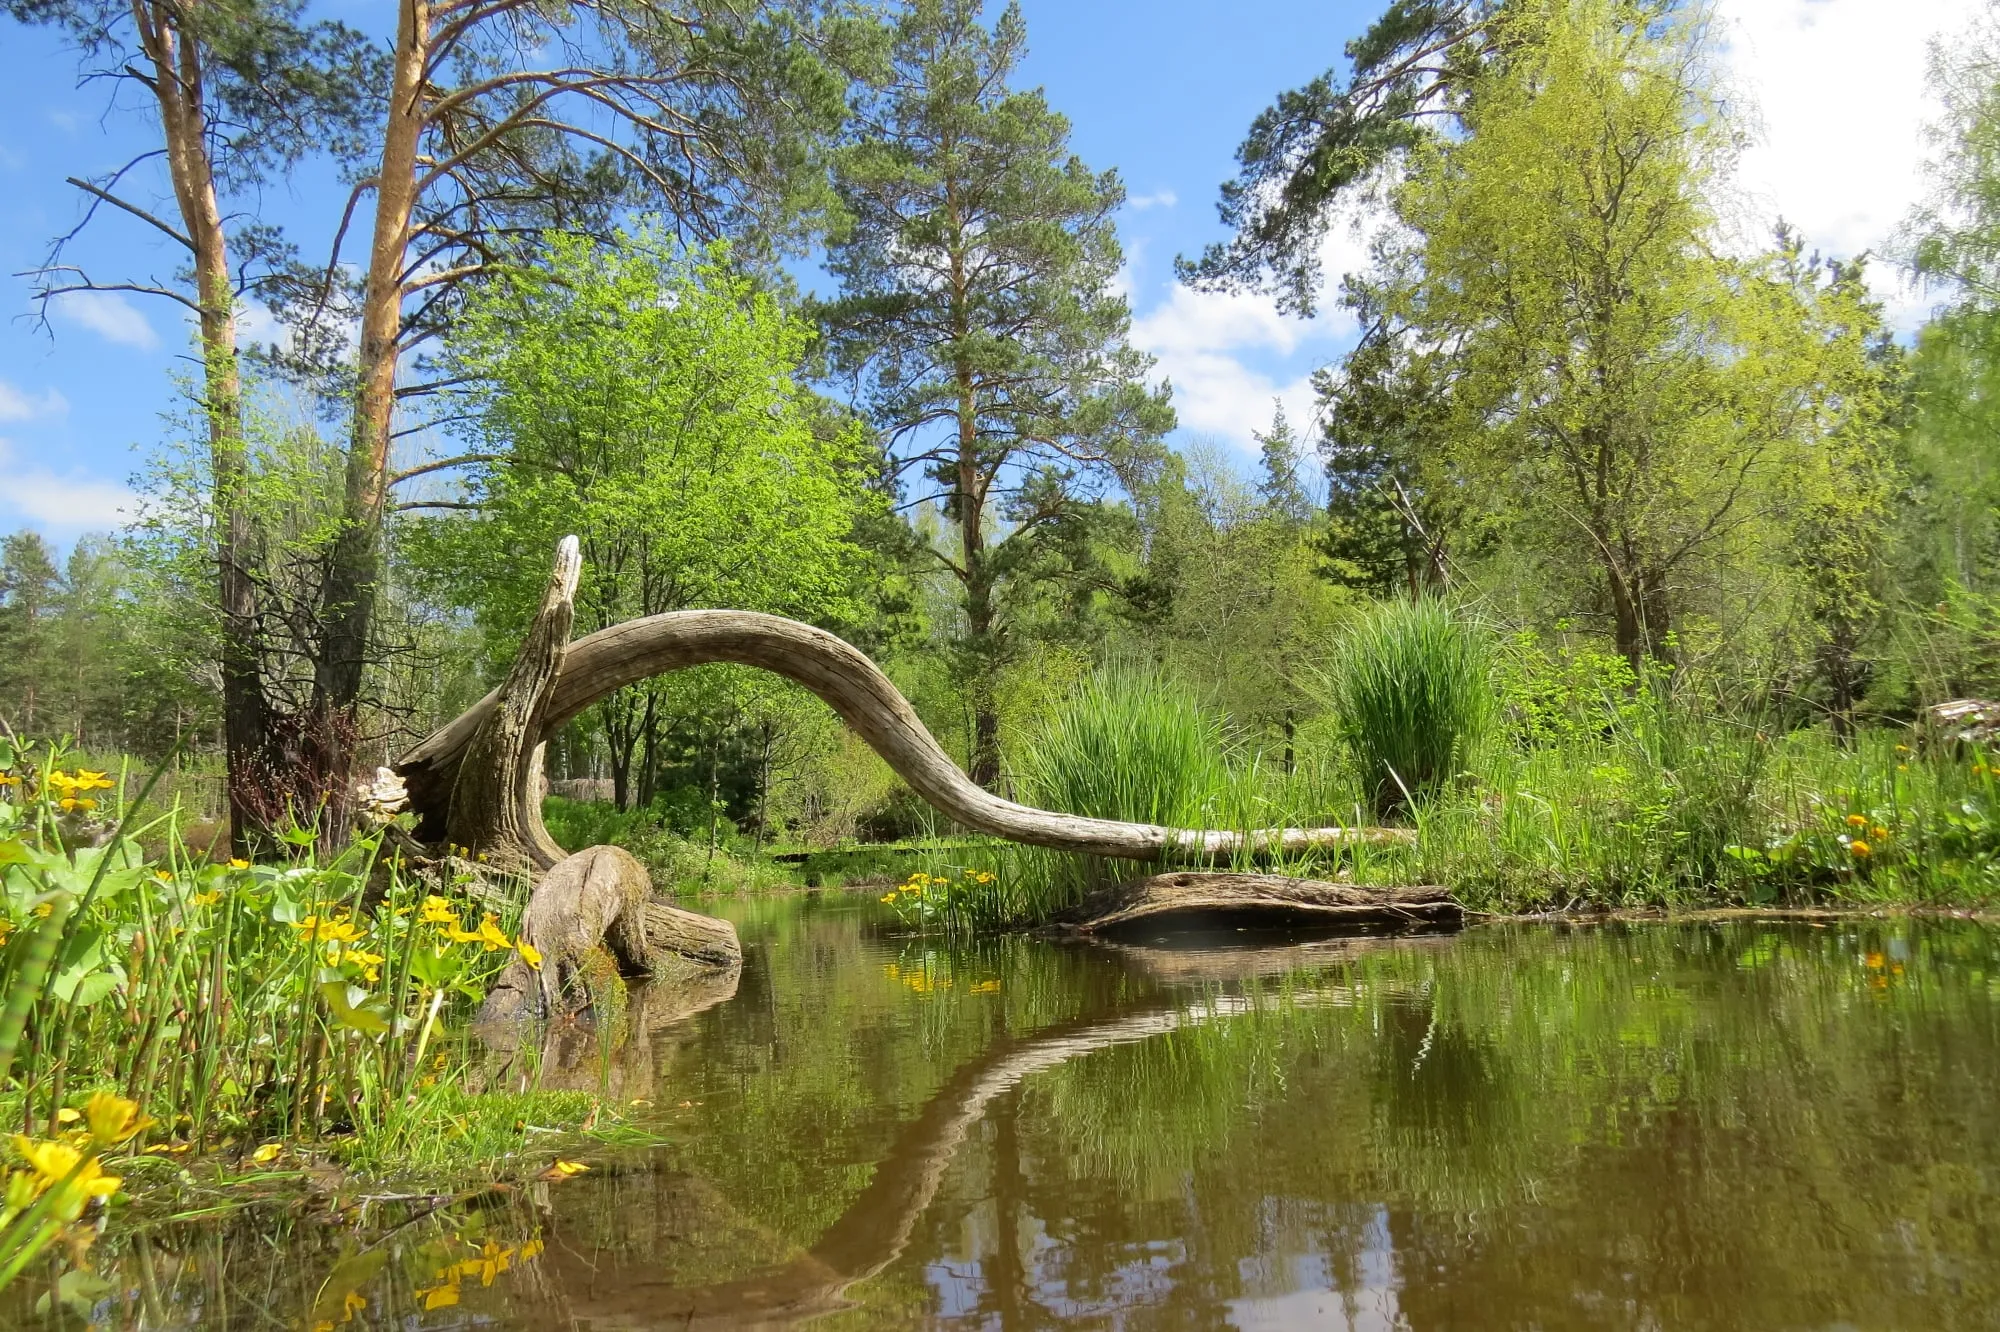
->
[1320,597,1494,819]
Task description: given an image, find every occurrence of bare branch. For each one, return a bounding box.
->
[64,176,194,252]
[391,453,505,485]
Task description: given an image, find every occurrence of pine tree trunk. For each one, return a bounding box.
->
[314,0,430,841]
[141,1,266,854]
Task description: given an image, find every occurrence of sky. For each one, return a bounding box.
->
[0,0,1984,548]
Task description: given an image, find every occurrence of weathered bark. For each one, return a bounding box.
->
[446,536,580,868]
[1043,872,1459,935]
[475,844,719,1025]
[397,609,1406,863]
[132,0,264,853]
[310,0,433,839]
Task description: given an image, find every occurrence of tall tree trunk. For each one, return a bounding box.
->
[955,357,1001,789]
[314,0,431,838]
[139,0,264,853]
[1608,558,1645,674]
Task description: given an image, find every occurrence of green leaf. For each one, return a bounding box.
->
[319,980,390,1035]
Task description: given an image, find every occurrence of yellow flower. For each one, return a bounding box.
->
[44,771,77,792]
[58,797,97,813]
[343,1290,366,1320]
[81,1091,151,1145]
[9,1137,120,1211]
[1845,813,1869,828]
[418,1282,461,1310]
[293,914,363,946]
[1850,839,1873,858]
[341,948,386,982]
[473,915,513,952]
[419,896,460,926]
[0,772,17,786]
[541,1159,589,1180]
[188,890,219,908]
[516,940,542,971]
[519,1237,545,1261]
[228,858,250,870]
[879,893,896,904]
[54,1109,79,1126]
[74,770,114,791]
[1871,825,1889,841]
[458,1238,516,1284]
[252,1142,283,1164]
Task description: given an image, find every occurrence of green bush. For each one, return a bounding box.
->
[1323,598,1494,818]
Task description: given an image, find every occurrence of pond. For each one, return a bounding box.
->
[11,893,2000,1329]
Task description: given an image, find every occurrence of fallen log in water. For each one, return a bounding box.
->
[1043,872,1460,935]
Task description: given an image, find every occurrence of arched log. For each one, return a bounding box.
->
[395,588,1408,864]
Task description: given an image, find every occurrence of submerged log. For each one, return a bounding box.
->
[1045,871,1460,935]
[396,600,1408,863]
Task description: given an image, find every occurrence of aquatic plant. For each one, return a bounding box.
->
[0,738,564,1169]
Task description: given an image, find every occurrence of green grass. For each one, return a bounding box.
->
[1002,668,1233,923]
[1320,597,1495,819]
[540,795,792,896]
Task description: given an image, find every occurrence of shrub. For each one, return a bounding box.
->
[1323,598,1494,819]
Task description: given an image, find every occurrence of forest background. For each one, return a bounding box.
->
[6,0,2000,907]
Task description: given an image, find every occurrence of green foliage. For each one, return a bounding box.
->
[414,230,875,812]
[1322,598,1493,817]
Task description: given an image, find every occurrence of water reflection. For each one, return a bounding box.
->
[8,897,1998,1328]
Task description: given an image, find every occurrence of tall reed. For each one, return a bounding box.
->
[1004,669,1230,921]
[1320,598,1494,819]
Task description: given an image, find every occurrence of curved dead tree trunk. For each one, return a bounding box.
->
[445,536,580,870]
[396,561,1408,863]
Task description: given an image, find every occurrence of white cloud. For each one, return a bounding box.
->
[0,439,136,533]
[0,381,68,423]
[54,290,159,350]
[1127,189,1178,211]
[1132,283,1325,442]
[1716,0,1983,326]
[1129,214,1373,451]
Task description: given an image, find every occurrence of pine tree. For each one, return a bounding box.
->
[819,0,1172,786]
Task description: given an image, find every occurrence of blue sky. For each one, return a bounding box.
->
[0,0,1980,548]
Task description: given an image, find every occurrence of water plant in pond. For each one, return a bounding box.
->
[0,739,588,1181]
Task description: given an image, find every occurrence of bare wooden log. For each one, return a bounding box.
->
[1044,871,1460,935]
[444,536,579,870]
[397,607,1410,862]
[476,845,742,1024]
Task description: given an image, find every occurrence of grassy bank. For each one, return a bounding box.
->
[0,742,652,1292]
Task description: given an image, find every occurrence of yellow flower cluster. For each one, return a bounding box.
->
[414,1236,546,1310]
[45,769,113,813]
[289,913,387,980]
[420,896,542,969]
[1,1092,151,1253]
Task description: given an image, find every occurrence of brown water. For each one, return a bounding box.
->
[13,894,2000,1329]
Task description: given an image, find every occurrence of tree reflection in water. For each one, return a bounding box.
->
[19,896,2000,1329]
